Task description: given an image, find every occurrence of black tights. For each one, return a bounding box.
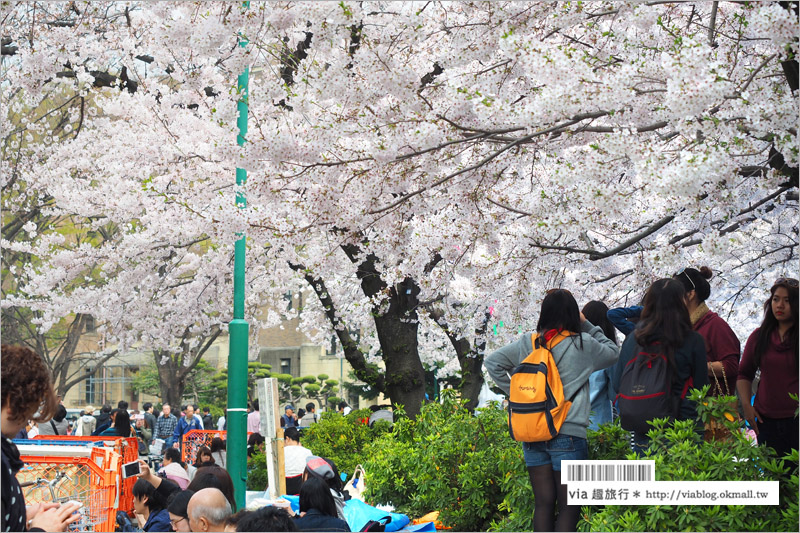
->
[528,465,581,532]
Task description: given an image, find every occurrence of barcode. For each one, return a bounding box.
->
[563,460,654,482]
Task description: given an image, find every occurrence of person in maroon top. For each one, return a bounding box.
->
[674,266,740,396]
[737,277,799,459]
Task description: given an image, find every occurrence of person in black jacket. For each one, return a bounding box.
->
[293,477,350,532]
[1,345,81,532]
[202,407,213,431]
[610,279,709,455]
[237,507,298,532]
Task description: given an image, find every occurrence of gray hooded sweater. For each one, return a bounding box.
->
[485,321,619,440]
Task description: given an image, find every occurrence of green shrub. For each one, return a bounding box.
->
[247,444,269,491]
[581,416,798,532]
[363,391,520,531]
[300,408,392,478]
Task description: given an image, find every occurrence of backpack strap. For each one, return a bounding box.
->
[531,331,584,403]
[51,420,59,435]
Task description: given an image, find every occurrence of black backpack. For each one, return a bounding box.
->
[617,345,692,434]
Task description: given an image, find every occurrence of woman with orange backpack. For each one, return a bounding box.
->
[485,289,618,532]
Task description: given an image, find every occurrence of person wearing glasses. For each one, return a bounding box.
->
[673,266,740,397]
[737,277,799,459]
[167,490,194,532]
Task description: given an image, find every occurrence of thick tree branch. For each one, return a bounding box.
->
[288,261,385,392]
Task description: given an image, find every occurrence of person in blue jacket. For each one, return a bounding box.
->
[132,478,172,532]
[582,301,618,430]
[172,405,202,452]
[607,305,643,337]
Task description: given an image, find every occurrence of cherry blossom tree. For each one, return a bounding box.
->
[2,2,797,418]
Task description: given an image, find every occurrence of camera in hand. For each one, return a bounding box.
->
[122,461,141,479]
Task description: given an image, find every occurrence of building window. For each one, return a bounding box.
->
[85,368,95,404]
[84,315,95,333]
[326,336,337,356]
[280,358,291,376]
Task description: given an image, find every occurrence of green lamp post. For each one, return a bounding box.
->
[227,2,250,510]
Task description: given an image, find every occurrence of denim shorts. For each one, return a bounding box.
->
[522,434,588,470]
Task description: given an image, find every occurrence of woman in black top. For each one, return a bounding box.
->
[293,477,350,532]
[610,279,709,455]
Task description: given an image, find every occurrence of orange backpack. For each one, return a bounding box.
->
[508,330,577,442]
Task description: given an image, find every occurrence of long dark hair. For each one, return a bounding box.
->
[299,477,338,518]
[114,409,131,437]
[210,437,226,453]
[537,289,582,349]
[754,280,799,368]
[634,279,692,358]
[581,301,617,345]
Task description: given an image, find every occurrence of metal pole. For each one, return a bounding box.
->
[227,1,250,511]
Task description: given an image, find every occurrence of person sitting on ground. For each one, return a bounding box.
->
[299,402,318,428]
[167,489,194,533]
[196,446,216,468]
[159,448,193,489]
[210,437,227,468]
[293,477,350,532]
[2,345,82,532]
[132,478,172,532]
[187,465,237,512]
[284,427,313,495]
[224,510,250,532]
[302,456,347,521]
[247,431,266,457]
[237,507,298,532]
[187,487,233,532]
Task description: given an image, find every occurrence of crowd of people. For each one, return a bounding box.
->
[486,269,798,531]
[1,340,360,532]
[1,268,796,532]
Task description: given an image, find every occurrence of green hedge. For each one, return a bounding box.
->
[301,409,393,478]
[245,388,799,532]
[363,391,519,531]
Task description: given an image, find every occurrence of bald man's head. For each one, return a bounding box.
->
[188,488,232,532]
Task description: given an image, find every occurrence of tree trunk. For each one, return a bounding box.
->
[155,351,187,408]
[373,277,426,419]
